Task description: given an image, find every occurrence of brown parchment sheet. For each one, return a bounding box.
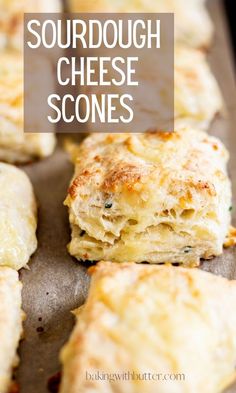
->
[16,1,236,392]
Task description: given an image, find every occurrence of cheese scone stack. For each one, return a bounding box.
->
[0,50,56,163]
[60,262,236,393]
[65,129,231,266]
[68,0,213,49]
[0,268,23,393]
[0,0,62,51]
[0,162,37,270]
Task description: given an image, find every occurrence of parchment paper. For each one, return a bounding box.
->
[16,1,236,392]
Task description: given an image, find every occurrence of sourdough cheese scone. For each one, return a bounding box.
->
[60,262,236,393]
[79,47,222,132]
[65,130,231,266]
[0,268,23,393]
[0,50,56,163]
[68,0,213,48]
[0,163,37,270]
[174,47,222,130]
[0,0,62,51]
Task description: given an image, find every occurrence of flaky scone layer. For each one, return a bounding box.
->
[0,162,37,270]
[0,268,23,393]
[65,129,231,266]
[68,0,213,48]
[0,50,56,163]
[60,262,236,393]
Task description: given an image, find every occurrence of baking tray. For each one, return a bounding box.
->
[16,1,236,392]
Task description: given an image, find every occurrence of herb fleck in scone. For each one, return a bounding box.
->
[65,130,231,266]
[0,163,37,270]
[0,268,23,393]
[0,50,56,163]
[60,262,236,393]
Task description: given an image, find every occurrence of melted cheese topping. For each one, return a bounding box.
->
[65,129,231,266]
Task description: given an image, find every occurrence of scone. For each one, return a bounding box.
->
[0,0,62,51]
[68,0,213,48]
[0,268,23,393]
[0,163,37,270]
[79,46,222,132]
[65,129,231,266]
[0,50,56,163]
[60,262,236,393]
[174,47,222,130]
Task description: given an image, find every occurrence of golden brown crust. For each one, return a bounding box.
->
[65,129,231,265]
[224,226,236,248]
